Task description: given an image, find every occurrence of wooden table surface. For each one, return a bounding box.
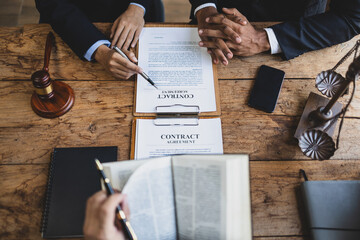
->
[1,23,360,240]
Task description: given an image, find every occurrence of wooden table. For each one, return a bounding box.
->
[1,23,360,239]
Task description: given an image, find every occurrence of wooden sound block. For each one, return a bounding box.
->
[31,81,75,118]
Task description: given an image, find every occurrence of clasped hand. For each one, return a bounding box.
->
[197,7,270,65]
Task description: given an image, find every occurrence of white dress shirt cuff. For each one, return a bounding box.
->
[194,3,217,17]
[264,28,282,54]
[129,3,146,15]
[84,40,111,61]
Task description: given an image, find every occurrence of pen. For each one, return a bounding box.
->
[112,46,158,89]
[94,159,137,240]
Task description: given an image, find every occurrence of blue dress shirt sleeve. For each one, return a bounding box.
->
[84,40,111,61]
[130,2,146,15]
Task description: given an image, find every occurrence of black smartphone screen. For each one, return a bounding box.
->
[248,65,285,113]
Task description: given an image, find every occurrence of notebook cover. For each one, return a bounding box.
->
[301,181,360,240]
[41,146,118,238]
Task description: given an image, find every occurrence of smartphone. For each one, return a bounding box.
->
[248,65,285,113]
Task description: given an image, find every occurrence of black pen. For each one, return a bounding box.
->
[94,159,137,240]
[112,46,158,89]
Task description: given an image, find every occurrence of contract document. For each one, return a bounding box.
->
[134,118,223,160]
[135,27,217,114]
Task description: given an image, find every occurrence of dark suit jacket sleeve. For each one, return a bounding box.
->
[271,0,360,60]
[189,0,217,19]
[35,0,108,60]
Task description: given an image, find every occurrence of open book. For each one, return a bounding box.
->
[103,154,252,240]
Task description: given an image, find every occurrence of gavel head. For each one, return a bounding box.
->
[31,69,54,99]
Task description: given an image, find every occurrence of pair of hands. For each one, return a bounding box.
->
[197,7,270,65]
[95,6,272,79]
[95,4,144,80]
[83,191,130,240]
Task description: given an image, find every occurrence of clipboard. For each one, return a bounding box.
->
[130,104,222,159]
[132,24,221,117]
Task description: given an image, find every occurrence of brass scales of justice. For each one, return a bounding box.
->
[295,40,360,160]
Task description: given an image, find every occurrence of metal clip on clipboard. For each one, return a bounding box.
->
[154,104,200,126]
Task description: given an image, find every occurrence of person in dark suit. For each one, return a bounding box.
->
[36,0,163,79]
[189,0,360,65]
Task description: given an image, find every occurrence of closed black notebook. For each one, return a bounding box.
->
[301,180,360,240]
[41,146,117,238]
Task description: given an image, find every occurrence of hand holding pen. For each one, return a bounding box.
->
[83,191,130,240]
[93,159,137,240]
[112,46,158,89]
[94,43,158,89]
[94,44,142,80]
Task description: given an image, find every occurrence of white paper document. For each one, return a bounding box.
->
[136,27,216,113]
[122,158,177,240]
[134,118,223,159]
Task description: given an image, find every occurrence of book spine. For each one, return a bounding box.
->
[40,151,56,236]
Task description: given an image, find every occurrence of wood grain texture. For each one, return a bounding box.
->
[1,23,360,240]
[1,80,360,164]
[0,81,134,164]
[1,161,359,239]
[2,79,360,122]
[0,164,48,239]
[1,23,360,81]
[219,79,360,118]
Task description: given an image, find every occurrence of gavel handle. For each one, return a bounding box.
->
[43,32,55,72]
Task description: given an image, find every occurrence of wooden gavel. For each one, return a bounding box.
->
[31,32,75,118]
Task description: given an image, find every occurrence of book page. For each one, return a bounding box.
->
[103,160,145,191]
[171,155,228,240]
[136,27,216,113]
[107,157,177,240]
[134,118,223,160]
